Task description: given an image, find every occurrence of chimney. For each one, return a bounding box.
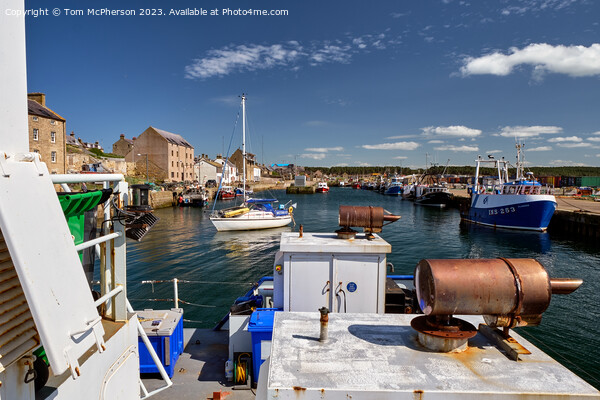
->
[28,92,46,107]
[70,131,75,137]
[132,136,136,141]
[120,134,125,138]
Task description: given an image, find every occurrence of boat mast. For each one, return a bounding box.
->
[242,94,246,202]
[515,142,524,180]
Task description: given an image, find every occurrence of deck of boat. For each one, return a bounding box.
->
[141,328,255,400]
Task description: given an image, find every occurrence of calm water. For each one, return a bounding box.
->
[125,187,600,388]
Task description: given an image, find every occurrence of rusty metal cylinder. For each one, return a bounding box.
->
[415,258,552,318]
[339,206,384,231]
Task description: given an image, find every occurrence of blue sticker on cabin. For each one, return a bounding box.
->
[347,282,357,292]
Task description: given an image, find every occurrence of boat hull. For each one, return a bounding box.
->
[415,192,452,207]
[462,194,557,231]
[384,185,402,196]
[210,215,292,231]
[316,188,329,193]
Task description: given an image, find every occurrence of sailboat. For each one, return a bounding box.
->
[210,95,295,231]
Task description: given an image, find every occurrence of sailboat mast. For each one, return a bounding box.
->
[242,94,247,202]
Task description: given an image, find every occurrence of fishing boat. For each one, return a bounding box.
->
[413,174,453,207]
[217,185,235,200]
[384,175,403,195]
[462,145,557,231]
[235,186,253,197]
[179,187,209,207]
[210,95,294,231]
[316,181,329,192]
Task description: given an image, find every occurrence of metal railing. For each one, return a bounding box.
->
[52,173,172,399]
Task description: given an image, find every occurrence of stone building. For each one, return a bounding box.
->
[27,93,66,174]
[230,148,261,182]
[124,126,194,182]
[112,134,134,157]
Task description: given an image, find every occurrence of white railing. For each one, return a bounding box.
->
[52,173,172,398]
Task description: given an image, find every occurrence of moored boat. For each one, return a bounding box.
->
[210,95,295,231]
[316,181,329,192]
[462,145,557,231]
[384,175,403,195]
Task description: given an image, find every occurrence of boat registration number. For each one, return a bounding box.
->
[489,207,516,215]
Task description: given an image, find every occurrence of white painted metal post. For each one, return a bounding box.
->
[101,181,114,318]
[0,0,28,153]
[173,278,179,309]
[113,180,128,321]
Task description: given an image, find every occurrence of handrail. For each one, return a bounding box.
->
[74,232,121,251]
[94,286,124,308]
[51,173,124,183]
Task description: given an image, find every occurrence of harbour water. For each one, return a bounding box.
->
[125,187,600,389]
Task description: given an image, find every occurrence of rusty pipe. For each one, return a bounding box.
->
[319,307,329,342]
[550,278,583,294]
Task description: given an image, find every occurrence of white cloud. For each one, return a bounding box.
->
[387,134,419,139]
[528,146,553,151]
[556,142,590,148]
[434,145,479,152]
[393,156,408,159]
[587,137,600,142]
[460,43,600,79]
[304,147,344,152]
[422,125,481,137]
[428,140,445,144]
[549,160,588,166]
[361,141,420,150]
[336,163,349,167]
[486,149,502,154]
[548,136,583,142]
[498,125,562,138]
[592,131,600,135]
[305,120,329,127]
[500,0,580,16]
[300,153,326,160]
[185,33,398,79]
[356,162,371,166]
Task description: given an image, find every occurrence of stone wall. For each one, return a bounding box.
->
[150,191,175,209]
[29,115,66,174]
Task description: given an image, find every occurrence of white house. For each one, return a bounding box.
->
[212,157,237,185]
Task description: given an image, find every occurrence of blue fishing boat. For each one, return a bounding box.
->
[384,175,403,195]
[462,144,557,231]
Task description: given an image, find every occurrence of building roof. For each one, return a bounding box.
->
[28,99,65,121]
[151,126,193,149]
[66,136,79,146]
[199,159,221,168]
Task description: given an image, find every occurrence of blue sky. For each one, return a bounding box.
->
[22,0,600,168]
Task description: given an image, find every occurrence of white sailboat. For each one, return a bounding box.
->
[210,95,294,231]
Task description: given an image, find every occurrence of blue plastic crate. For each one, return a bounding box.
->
[137,309,184,378]
[248,308,279,383]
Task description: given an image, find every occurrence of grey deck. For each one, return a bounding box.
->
[141,328,255,400]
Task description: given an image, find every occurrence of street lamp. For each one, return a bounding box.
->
[137,153,148,183]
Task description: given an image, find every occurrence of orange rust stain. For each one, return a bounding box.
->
[413,389,424,400]
[293,386,307,391]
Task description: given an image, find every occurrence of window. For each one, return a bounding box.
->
[33,149,39,153]
[51,132,56,143]
[171,150,174,156]
[33,129,39,141]
[172,161,174,167]
[51,151,57,163]
[32,116,38,121]
[50,120,56,125]
[171,172,174,178]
